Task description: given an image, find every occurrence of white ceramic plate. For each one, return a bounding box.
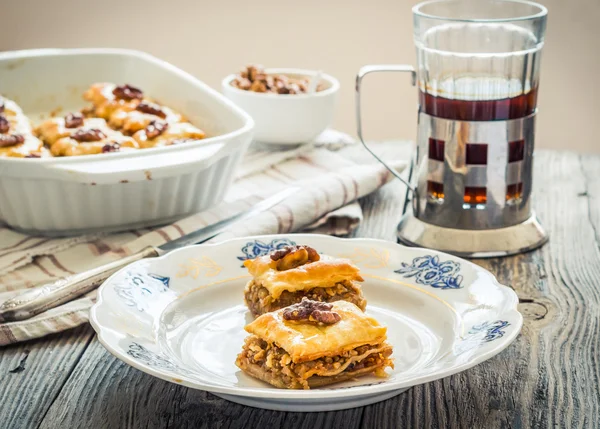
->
[90,234,522,412]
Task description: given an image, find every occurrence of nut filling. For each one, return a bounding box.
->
[244,278,367,317]
[283,298,341,325]
[237,335,393,389]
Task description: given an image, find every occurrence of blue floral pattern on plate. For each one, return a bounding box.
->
[114,271,170,312]
[237,238,296,261]
[394,255,463,289]
[468,320,510,342]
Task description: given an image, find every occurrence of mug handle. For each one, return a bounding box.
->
[355,65,417,191]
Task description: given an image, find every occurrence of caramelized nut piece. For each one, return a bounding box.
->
[276,247,309,270]
[282,298,341,325]
[71,128,106,142]
[0,134,25,147]
[0,116,9,134]
[271,245,320,271]
[102,142,121,153]
[145,120,168,139]
[136,101,167,119]
[112,84,143,101]
[64,112,84,128]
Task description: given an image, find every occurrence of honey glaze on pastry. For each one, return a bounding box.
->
[236,299,394,389]
[0,97,48,158]
[243,245,367,317]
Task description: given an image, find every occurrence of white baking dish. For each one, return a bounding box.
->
[0,49,254,236]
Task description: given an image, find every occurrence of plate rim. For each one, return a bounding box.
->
[90,233,523,400]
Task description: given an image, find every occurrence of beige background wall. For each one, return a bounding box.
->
[2,0,599,152]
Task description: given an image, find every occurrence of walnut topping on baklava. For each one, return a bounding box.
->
[144,120,168,139]
[0,115,9,134]
[112,84,144,101]
[282,298,341,325]
[71,128,106,142]
[64,112,84,128]
[270,245,320,271]
[136,101,167,119]
[0,134,25,147]
[236,300,393,389]
[243,245,366,317]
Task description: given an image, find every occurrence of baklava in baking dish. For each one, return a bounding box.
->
[0,83,206,158]
[236,298,393,389]
[0,97,47,158]
[243,245,367,317]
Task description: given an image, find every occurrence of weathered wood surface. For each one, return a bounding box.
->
[1,145,600,429]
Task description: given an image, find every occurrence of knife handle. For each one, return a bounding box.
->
[0,246,160,323]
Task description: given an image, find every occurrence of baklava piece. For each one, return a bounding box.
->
[36,113,138,156]
[0,97,47,158]
[133,120,205,148]
[243,245,367,317]
[236,299,393,389]
[83,83,205,141]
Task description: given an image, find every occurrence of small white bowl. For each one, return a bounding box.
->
[222,68,339,146]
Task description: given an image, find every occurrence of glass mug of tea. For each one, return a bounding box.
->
[356,0,549,257]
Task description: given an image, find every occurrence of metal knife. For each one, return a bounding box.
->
[0,187,296,323]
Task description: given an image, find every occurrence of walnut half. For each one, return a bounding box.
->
[270,245,320,271]
[282,298,341,325]
[0,115,9,134]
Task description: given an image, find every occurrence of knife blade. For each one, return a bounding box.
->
[0,187,296,323]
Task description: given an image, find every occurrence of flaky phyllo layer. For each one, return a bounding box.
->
[243,245,367,317]
[236,335,393,389]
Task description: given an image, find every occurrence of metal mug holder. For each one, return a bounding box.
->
[356,65,548,258]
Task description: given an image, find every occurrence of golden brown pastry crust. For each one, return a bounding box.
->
[244,255,364,300]
[244,300,386,363]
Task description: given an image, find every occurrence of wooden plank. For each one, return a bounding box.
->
[0,324,94,429]
[359,150,600,428]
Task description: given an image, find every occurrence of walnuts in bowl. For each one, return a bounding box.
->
[231,64,325,95]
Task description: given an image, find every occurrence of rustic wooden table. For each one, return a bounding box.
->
[1,144,599,428]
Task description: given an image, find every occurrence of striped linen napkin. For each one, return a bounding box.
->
[0,136,406,346]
